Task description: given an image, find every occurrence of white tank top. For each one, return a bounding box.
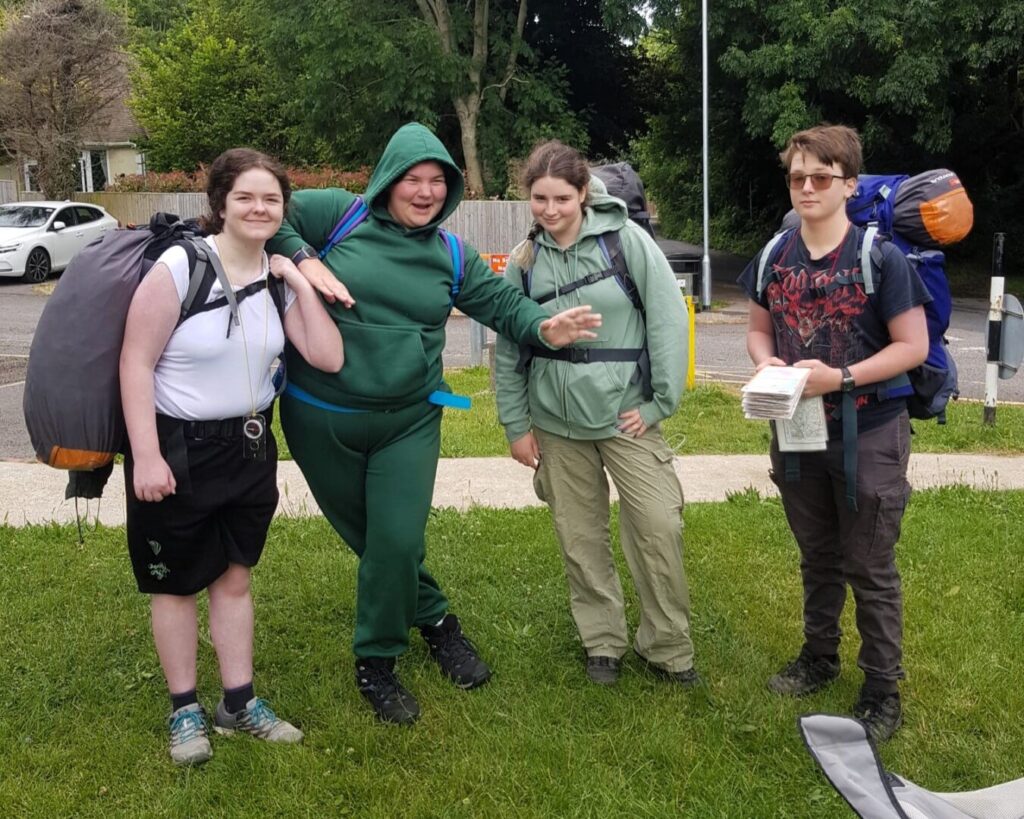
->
[152,237,295,420]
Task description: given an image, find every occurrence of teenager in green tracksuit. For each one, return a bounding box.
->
[495,140,700,688]
[268,123,600,724]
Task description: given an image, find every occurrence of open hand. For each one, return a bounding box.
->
[539,305,602,348]
[297,257,355,307]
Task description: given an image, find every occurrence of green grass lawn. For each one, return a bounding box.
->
[1,487,1023,816]
[271,368,1024,461]
[440,369,1024,457]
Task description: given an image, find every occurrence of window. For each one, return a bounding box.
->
[52,208,78,228]
[74,206,101,224]
[22,161,39,193]
[78,150,109,192]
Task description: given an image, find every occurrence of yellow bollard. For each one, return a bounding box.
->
[685,294,696,390]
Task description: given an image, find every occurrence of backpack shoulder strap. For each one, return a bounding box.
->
[860,225,879,295]
[437,228,465,310]
[597,230,643,313]
[178,238,240,331]
[756,229,793,299]
[319,196,369,260]
[268,275,286,324]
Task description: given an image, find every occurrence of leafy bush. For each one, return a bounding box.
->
[106,166,371,193]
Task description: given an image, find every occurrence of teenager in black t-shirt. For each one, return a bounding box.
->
[737,124,929,743]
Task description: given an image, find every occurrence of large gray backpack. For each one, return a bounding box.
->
[590,162,656,238]
[23,212,284,501]
[800,714,1024,818]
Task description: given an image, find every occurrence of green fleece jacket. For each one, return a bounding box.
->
[495,178,688,441]
[268,122,552,410]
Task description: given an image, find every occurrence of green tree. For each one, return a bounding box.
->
[636,0,1024,258]
[129,0,294,171]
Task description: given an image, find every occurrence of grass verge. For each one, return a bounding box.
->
[1,487,1022,816]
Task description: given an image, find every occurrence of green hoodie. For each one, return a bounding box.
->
[268,122,551,410]
[495,177,688,441]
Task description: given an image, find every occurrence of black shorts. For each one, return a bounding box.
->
[125,409,279,595]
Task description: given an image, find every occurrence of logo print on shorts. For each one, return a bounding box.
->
[147,538,162,556]
[148,562,170,581]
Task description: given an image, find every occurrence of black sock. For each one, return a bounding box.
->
[170,689,198,712]
[224,682,255,714]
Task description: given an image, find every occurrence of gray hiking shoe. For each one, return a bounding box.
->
[168,703,212,766]
[767,647,840,696]
[585,655,621,686]
[214,697,303,743]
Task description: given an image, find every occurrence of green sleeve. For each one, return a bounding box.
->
[494,257,534,442]
[454,247,550,346]
[267,188,359,259]
[621,225,689,426]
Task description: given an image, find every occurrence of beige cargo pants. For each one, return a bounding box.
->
[533,427,695,672]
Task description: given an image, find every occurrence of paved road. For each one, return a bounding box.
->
[2,272,1022,462]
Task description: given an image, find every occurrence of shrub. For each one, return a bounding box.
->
[106,165,371,193]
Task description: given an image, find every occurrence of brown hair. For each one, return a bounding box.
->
[512,140,590,267]
[779,124,863,178]
[200,148,291,234]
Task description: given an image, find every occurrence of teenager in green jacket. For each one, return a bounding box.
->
[268,123,600,724]
[495,140,700,688]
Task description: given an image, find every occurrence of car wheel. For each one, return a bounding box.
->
[22,248,51,283]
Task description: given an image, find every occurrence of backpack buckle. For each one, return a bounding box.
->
[567,348,591,363]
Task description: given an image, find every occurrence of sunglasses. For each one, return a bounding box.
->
[785,172,849,191]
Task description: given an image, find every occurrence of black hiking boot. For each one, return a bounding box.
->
[418,614,492,689]
[767,647,840,696]
[636,653,704,688]
[853,687,902,744]
[585,656,621,686]
[355,657,420,725]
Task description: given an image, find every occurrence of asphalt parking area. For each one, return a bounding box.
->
[0,355,28,386]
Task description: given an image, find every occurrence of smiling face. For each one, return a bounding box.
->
[529,174,587,247]
[387,161,448,229]
[219,168,285,243]
[788,151,856,227]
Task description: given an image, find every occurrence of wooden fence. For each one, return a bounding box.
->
[40,191,534,254]
[0,180,15,205]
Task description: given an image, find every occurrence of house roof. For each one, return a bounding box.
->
[80,67,145,146]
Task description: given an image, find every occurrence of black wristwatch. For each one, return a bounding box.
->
[840,366,856,393]
[290,245,317,266]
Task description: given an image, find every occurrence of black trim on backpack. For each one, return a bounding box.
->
[515,230,652,401]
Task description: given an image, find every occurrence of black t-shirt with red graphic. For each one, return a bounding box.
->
[737,225,931,438]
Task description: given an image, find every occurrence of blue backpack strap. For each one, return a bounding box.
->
[756,229,793,299]
[318,196,369,260]
[437,228,465,309]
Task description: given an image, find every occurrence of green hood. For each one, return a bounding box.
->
[364,122,465,234]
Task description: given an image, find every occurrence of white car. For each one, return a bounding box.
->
[0,201,119,283]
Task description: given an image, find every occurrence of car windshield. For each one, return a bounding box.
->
[0,206,54,228]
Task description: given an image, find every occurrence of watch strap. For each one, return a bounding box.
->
[290,245,316,266]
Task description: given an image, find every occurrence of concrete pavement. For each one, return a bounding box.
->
[4,451,1024,528]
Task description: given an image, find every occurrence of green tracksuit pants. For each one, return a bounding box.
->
[281,395,449,658]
